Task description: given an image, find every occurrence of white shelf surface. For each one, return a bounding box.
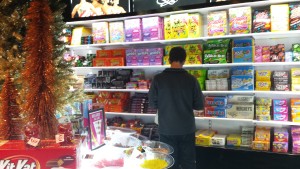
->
[72,62,300,71]
[106,112,156,116]
[81,89,300,96]
[104,113,300,126]
[66,0,300,26]
[66,30,300,49]
[83,89,149,93]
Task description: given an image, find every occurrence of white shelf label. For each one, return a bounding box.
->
[27,137,40,147]
[55,134,65,143]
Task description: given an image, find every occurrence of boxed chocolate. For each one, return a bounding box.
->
[0,140,81,169]
[205,96,227,107]
[204,106,226,118]
[227,95,254,104]
[226,104,255,119]
[269,44,285,62]
[252,8,271,33]
[290,3,300,30]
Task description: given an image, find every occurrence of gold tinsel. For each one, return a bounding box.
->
[0,73,21,140]
[22,0,57,139]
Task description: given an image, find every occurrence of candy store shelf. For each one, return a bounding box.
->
[105,112,156,116]
[83,89,149,93]
[196,117,300,126]
[72,62,300,72]
[81,89,300,96]
[197,145,299,156]
[253,120,300,127]
[66,0,299,26]
[66,30,300,50]
[196,117,253,122]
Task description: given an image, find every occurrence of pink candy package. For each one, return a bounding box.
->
[273,106,289,114]
[125,49,138,66]
[273,99,288,106]
[125,19,142,42]
[273,106,289,121]
[148,48,163,65]
[142,17,164,41]
[273,113,288,121]
[255,46,263,62]
[136,48,150,66]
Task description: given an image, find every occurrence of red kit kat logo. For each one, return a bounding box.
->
[0,155,40,169]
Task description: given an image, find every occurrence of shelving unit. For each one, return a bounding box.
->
[67,0,300,137]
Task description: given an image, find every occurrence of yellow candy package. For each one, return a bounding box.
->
[256,70,271,81]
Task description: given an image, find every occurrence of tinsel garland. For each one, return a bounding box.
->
[22,0,57,139]
[0,73,20,139]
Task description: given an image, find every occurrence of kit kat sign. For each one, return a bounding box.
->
[0,155,40,169]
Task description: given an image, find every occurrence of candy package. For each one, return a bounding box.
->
[290,3,300,30]
[207,11,227,36]
[229,7,252,34]
[271,4,289,32]
[188,13,203,38]
[252,8,271,33]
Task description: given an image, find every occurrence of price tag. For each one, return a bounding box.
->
[27,137,40,147]
[55,134,65,143]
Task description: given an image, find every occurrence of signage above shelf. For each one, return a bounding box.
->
[65,0,300,25]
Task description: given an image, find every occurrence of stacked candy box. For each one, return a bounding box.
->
[92,22,109,44]
[142,17,164,41]
[273,99,288,121]
[125,18,142,42]
[273,128,289,153]
[170,13,189,39]
[256,97,272,121]
[271,4,289,32]
[229,6,252,35]
[231,66,254,91]
[188,13,203,38]
[207,11,227,36]
[252,127,271,151]
[109,21,125,43]
[203,39,232,64]
[290,3,300,30]
[252,8,271,33]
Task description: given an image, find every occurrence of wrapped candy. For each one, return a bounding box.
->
[57,123,74,146]
[24,123,40,148]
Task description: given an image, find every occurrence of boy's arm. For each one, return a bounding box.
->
[148,77,158,109]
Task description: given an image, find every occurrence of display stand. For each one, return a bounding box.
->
[0,140,82,169]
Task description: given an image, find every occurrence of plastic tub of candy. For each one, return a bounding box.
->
[142,140,174,155]
[105,126,137,142]
[140,152,175,169]
[130,133,149,142]
[92,146,125,169]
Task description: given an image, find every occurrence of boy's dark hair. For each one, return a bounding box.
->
[169,47,186,64]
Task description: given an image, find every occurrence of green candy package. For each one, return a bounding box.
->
[204,49,228,64]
